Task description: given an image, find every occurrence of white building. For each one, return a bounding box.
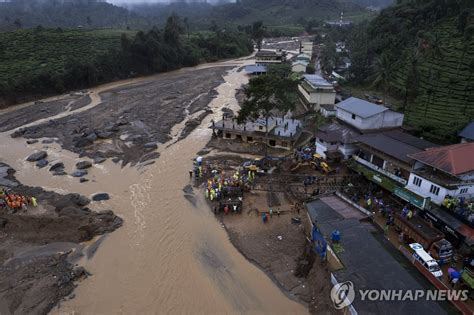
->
[298,74,336,111]
[301,41,313,57]
[255,50,286,66]
[210,114,302,150]
[406,143,474,205]
[315,123,359,160]
[320,104,337,118]
[291,60,309,73]
[336,97,404,131]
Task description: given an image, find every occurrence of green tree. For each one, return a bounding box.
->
[164,13,183,45]
[237,64,298,149]
[251,21,266,51]
[371,53,393,104]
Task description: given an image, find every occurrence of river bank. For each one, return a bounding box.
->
[0,57,310,314]
[0,162,122,314]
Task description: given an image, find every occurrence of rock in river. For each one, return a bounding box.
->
[36,159,48,168]
[93,156,106,164]
[144,142,158,150]
[49,162,65,172]
[27,151,48,162]
[76,161,92,169]
[71,170,88,178]
[92,193,110,202]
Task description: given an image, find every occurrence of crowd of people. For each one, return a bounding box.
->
[0,187,37,212]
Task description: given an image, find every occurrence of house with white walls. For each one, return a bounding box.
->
[405,143,474,205]
[336,97,404,131]
[315,123,359,160]
[298,74,336,111]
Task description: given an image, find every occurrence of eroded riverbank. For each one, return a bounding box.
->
[0,58,308,314]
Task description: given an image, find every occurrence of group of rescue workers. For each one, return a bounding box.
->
[0,187,38,212]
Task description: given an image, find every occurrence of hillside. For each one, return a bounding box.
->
[348,0,474,143]
[0,0,147,31]
[129,0,368,29]
[0,26,252,107]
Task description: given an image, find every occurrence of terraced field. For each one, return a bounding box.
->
[389,19,474,143]
[0,29,133,88]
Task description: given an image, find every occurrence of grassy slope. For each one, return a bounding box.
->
[389,18,474,142]
[0,29,133,87]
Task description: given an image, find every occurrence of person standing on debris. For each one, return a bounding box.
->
[262,212,267,223]
[277,208,281,217]
[269,208,273,218]
[189,170,193,178]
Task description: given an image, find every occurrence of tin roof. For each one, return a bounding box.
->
[408,143,474,176]
[459,122,474,140]
[357,131,437,163]
[315,122,359,144]
[336,97,388,118]
[303,74,333,88]
[245,64,267,74]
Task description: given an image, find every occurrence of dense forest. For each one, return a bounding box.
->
[130,0,368,29]
[346,0,474,143]
[0,0,371,33]
[0,15,253,107]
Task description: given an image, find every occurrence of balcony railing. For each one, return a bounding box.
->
[353,155,408,186]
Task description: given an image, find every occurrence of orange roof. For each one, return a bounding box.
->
[408,143,474,176]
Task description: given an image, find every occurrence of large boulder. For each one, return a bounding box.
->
[27,151,48,162]
[49,162,65,172]
[71,170,88,178]
[69,193,90,207]
[92,193,110,202]
[93,156,106,164]
[73,137,92,148]
[76,161,92,170]
[96,130,113,139]
[36,159,48,168]
[144,142,158,150]
[86,132,98,142]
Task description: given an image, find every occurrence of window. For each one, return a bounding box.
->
[225,133,231,139]
[429,184,440,196]
[413,176,422,187]
[247,136,253,142]
[460,188,468,194]
[351,113,356,120]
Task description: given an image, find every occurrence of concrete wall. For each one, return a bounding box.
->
[320,108,336,118]
[222,131,292,150]
[406,173,462,205]
[338,143,358,159]
[337,108,404,131]
[315,139,349,159]
[298,84,336,110]
[292,64,307,73]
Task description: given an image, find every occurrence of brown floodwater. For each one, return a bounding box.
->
[0,58,307,314]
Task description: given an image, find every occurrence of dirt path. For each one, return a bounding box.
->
[0,57,308,314]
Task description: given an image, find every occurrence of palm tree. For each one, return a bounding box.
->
[371,53,393,104]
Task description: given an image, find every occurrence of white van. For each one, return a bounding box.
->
[409,243,443,279]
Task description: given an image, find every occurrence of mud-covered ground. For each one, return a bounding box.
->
[0,95,90,132]
[194,153,338,314]
[0,163,122,314]
[9,67,231,166]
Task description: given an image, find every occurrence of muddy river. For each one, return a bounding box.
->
[0,58,307,314]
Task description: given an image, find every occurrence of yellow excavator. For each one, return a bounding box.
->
[312,154,334,174]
